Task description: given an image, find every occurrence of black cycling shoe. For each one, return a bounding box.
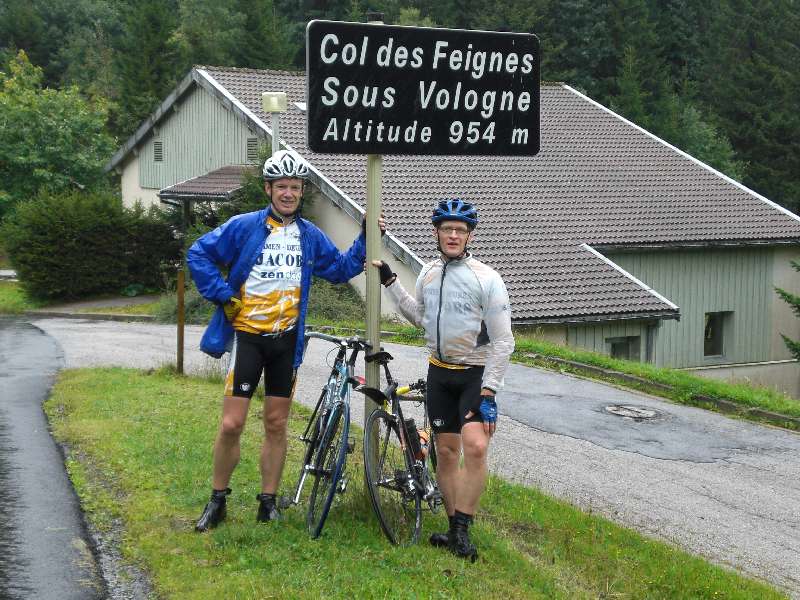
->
[256,493,282,522]
[430,515,454,548]
[449,526,478,562]
[449,513,478,562]
[429,532,450,548]
[195,488,231,532]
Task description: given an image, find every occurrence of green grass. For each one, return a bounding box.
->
[81,301,160,316]
[514,334,800,421]
[45,368,784,599]
[0,280,46,313]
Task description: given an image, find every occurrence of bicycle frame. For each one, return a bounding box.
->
[363,353,441,511]
[290,331,367,506]
[388,379,439,510]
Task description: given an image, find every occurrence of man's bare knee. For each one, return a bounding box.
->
[220,415,245,438]
[463,436,488,462]
[264,415,288,439]
[435,440,460,467]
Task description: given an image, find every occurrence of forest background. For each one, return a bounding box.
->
[1,0,798,215]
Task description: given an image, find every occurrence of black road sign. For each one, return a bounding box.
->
[306,20,540,156]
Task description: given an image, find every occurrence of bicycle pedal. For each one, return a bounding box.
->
[346,437,355,454]
[338,477,348,494]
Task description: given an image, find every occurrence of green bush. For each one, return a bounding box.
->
[307,277,365,321]
[1,191,181,300]
[155,284,215,325]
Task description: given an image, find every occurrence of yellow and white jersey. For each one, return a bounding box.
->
[232,217,302,334]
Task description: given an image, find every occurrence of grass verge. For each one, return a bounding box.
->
[46,367,784,599]
[80,301,160,316]
[0,280,46,313]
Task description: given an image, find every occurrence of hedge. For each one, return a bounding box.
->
[1,191,181,300]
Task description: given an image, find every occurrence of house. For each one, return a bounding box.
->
[106,66,800,397]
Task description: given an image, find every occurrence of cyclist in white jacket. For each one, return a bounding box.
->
[373,199,514,561]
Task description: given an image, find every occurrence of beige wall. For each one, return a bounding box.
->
[305,190,418,320]
[120,154,161,209]
[686,359,800,399]
[770,246,800,359]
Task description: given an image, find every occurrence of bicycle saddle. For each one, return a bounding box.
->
[355,385,388,403]
[364,351,393,364]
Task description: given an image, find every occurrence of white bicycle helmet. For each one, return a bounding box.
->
[262,150,310,181]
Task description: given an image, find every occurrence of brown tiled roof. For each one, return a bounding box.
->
[159,165,256,200]
[163,67,800,322]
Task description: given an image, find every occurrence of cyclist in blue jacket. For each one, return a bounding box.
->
[188,150,383,531]
[373,199,514,561]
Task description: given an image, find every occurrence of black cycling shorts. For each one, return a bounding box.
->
[224,329,298,398]
[426,363,485,434]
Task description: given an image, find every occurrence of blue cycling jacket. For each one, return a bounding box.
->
[187,206,366,366]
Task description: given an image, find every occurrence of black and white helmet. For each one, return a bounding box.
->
[262,150,310,181]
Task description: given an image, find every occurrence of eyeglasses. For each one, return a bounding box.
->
[438,226,470,236]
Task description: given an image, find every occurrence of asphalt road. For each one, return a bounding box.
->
[22,317,800,598]
[0,318,104,600]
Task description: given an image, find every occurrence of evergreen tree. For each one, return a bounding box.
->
[0,0,115,88]
[776,261,800,360]
[611,45,651,128]
[112,0,181,138]
[173,0,244,68]
[58,1,120,98]
[472,0,545,33]
[650,0,705,84]
[395,7,436,27]
[231,0,297,70]
[538,0,615,94]
[697,0,800,210]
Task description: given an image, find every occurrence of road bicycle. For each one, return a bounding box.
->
[359,349,442,545]
[289,331,368,538]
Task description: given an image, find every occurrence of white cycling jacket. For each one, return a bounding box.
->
[386,253,515,392]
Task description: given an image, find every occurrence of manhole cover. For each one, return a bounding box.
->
[604,405,659,420]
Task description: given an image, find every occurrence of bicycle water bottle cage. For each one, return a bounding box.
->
[364,351,393,365]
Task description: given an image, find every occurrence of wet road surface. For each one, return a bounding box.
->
[0,318,104,599]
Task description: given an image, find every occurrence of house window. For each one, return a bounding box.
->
[704,312,729,357]
[154,141,164,162]
[246,137,258,163]
[606,336,641,361]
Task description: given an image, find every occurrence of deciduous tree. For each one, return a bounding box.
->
[0,51,114,217]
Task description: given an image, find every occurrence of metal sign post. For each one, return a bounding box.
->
[364,153,382,410]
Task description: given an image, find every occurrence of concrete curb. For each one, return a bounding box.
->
[523,352,800,431]
[24,310,157,323]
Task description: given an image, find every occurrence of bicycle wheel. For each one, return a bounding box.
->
[363,409,422,545]
[293,398,328,504]
[307,401,349,538]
